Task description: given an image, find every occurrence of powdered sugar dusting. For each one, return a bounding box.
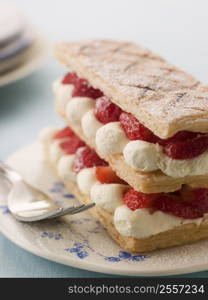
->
[56,40,208,138]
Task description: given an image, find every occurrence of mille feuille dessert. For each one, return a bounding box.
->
[40,40,208,252]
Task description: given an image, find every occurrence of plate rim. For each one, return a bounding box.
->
[1,221,208,276]
[0,34,48,87]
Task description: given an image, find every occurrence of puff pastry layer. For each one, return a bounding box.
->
[44,142,208,253]
[60,114,208,194]
[55,39,208,139]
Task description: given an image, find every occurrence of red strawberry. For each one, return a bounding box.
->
[162,131,199,146]
[72,78,103,99]
[72,146,107,173]
[119,112,162,143]
[154,195,203,219]
[62,72,103,99]
[164,134,208,159]
[95,96,122,124]
[53,127,75,139]
[59,136,85,154]
[191,188,208,214]
[96,166,126,184]
[124,186,207,219]
[119,112,203,152]
[62,72,78,85]
[123,189,159,210]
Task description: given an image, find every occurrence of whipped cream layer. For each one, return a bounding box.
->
[77,167,97,195]
[53,79,73,115]
[81,109,102,138]
[39,127,206,240]
[123,140,208,178]
[66,97,95,128]
[39,127,127,215]
[114,205,203,239]
[53,80,208,178]
[58,155,77,182]
[90,182,128,212]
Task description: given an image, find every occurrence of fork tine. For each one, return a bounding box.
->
[59,204,86,216]
[61,203,95,216]
[68,203,95,215]
[48,203,95,218]
[46,206,76,219]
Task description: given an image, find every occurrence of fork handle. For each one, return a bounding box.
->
[0,161,22,184]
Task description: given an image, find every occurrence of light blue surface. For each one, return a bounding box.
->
[0,61,208,278]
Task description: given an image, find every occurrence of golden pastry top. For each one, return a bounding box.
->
[55,39,208,138]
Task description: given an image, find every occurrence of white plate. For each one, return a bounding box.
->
[0,35,48,87]
[1,142,208,276]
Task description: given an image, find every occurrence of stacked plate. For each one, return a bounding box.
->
[0,3,48,87]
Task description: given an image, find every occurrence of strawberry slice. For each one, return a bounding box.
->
[123,189,159,210]
[154,195,203,219]
[164,134,208,159]
[119,112,162,143]
[62,72,78,85]
[95,96,122,124]
[124,186,208,219]
[191,188,208,214]
[59,136,85,154]
[119,112,201,145]
[53,127,75,139]
[72,146,107,173]
[62,72,103,99]
[162,131,199,146]
[72,78,103,99]
[96,166,126,184]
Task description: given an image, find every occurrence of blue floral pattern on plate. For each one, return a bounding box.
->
[65,241,147,262]
[41,232,63,240]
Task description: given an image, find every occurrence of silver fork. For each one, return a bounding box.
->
[0,161,95,222]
